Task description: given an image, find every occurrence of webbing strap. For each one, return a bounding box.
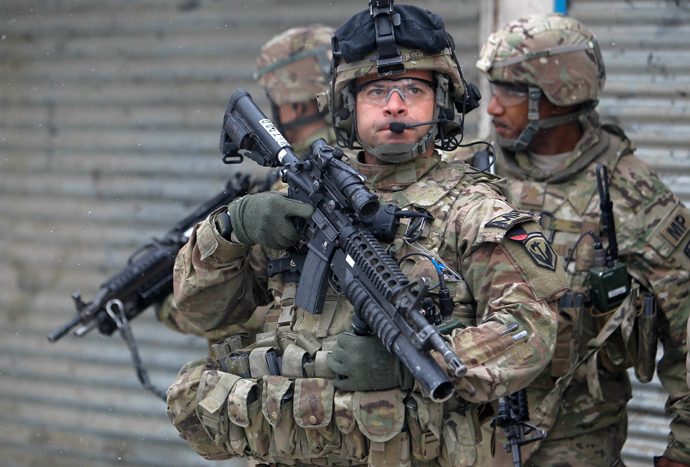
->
[492,42,595,69]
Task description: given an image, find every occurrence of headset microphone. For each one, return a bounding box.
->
[388,122,407,134]
[388,109,456,134]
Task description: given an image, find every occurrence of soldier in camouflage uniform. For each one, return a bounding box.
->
[166,4,567,466]
[156,25,337,345]
[463,14,690,467]
[254,24,336,156]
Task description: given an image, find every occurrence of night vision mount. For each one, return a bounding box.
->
[369,0,405,76]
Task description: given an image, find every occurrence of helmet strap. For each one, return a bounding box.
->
[352,71,457,163]
[513,85,542,150]
[501,86,592,151]
[359,126,437,163]
[527,85,541,121]
[281,106,329,132]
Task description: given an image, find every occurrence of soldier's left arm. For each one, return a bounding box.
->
[435,184,567,402]
[612,156,690,465]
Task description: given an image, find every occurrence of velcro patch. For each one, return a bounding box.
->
[486,211,536,230]
[661,205,690,247]
[507,225,558,271]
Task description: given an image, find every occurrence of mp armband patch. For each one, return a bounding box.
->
[507,225,558,271]
[660,204,690,248]
[486,211,536,230]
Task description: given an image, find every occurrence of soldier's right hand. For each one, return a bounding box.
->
[226,191,314,250]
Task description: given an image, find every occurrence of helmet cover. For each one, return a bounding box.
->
[476,13,605,106]
[255,25,334,106]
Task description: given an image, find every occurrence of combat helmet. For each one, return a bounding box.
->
[323,0,480,163]
[477,13,606,151]
[255,25,333,133]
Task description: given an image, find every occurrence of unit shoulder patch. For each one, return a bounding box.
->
[660,204,690,248]
[486,211,536,230]
[507,225,558,271]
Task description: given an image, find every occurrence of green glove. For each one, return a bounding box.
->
[226,191,313,250]
[327,333,415,392]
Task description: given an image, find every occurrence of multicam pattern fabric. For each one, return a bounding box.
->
[458,118,690,465]
[154,126,338,348]
[255,25,334,106]
[168,151,565,466]
[156,294,267,344]
[167,358,236,460]
[476,13,604,106]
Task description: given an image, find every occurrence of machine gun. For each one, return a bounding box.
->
[220,89,467,402]
[493,388,546,467]
[47,173,254,399]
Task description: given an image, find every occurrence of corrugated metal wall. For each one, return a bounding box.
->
[2,0,688,465]
[568,1,690,466]
[570,0,690,205]
[0,1,480,465]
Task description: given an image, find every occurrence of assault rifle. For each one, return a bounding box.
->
[220,89,467,402]
[493,389,546,467]
[47,173,254,399]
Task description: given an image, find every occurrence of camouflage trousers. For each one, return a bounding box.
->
[476,372,631,467]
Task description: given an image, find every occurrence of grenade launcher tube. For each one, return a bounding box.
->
[330,228,466,402]
[334,251,456,402]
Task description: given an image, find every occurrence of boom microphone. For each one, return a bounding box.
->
[388,109,457,134]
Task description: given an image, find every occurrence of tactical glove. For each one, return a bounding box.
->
[226,191,314,250]
[327,333,415,392]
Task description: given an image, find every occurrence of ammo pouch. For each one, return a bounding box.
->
[212,333,252,377]
[553,281,658,384]
[634,295,658,383]
[528,284,657,444]
[585,280,658,400]
[196,368,480,466]
[592,281,657,383]
[195,370,259,458]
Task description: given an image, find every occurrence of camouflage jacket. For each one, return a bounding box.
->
[470,116,690,464]
[167,152,565,466]
[155,126,338,344]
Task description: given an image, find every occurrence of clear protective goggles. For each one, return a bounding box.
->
[354,78,436,107]
[489,82,529,108]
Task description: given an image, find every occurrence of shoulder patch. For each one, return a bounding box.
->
[507,225,558,271]
[660,205,690,247]
[486,211,536,230]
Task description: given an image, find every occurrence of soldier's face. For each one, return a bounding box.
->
[277,103,300,142]
[354,69,436,156]
[487,84,582,153]
[487,83,531,141]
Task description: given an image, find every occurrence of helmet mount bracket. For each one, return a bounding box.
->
[369,0,405,76]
